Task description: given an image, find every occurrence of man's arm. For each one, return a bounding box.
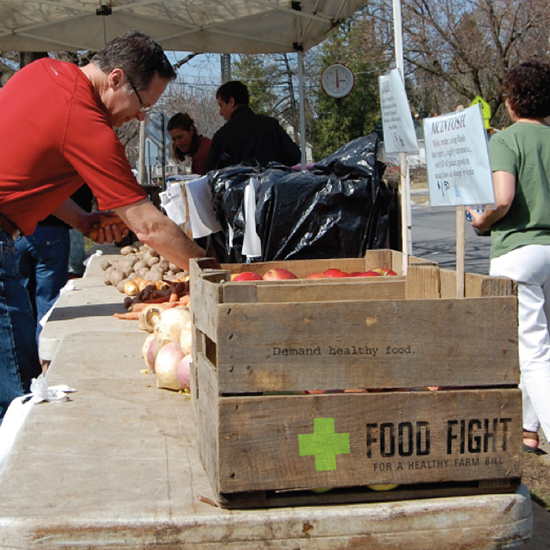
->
[468,171,516,231]
[52,199,125,243]
[115,199,205,272]
[203,133,222,174]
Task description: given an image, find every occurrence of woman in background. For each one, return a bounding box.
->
[167,113,212,176]
[469,61,550,454]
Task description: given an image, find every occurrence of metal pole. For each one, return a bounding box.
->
[138,120,146,185]
[297,51,307,169]
[161,113,166,191]
[393,0,412,272]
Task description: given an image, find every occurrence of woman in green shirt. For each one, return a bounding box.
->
[469,61,550,454]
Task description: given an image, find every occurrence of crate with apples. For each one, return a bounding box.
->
[189,249,521,509]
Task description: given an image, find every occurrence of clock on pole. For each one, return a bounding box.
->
[321,64,355,99]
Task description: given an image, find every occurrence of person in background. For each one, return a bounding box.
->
[203,80,301,173]
[0,30,204,422]
[469,60,550,454]
[167,112,212,176]
[15,185,95,342]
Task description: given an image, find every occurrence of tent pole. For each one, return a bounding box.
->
[297,50,307,170]
[393,0,412,272]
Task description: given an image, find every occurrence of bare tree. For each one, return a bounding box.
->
[368,0,550,124]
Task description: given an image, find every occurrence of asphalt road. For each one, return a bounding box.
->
[410,197,492,275]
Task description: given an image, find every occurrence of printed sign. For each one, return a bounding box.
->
[424,105,495,207]
[379,69,419,154]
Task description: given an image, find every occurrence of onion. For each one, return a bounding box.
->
[141,334,159,372]
[154,306,192,349]
[176,354,192,389]
[155,342,184,391]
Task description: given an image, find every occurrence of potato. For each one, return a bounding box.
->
[147,256,160,267]
[100,259,112,271]
[109,269,125,287]
[120,245,134,256]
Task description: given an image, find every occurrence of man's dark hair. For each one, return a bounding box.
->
[502,61,550,119]
[91,30,176,91]
[216,80,249,106]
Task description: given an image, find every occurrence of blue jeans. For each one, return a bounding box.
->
[15,225,70,341]
[0,229,42,420]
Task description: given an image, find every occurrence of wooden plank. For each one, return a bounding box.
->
[194,351,222,495]
[214,297,518,393]
[481,276,517,297]
[440,269,457,298]
[405,265,441,299]
[213,389,522,493]
[222,278,406,303]
[192,276,225,342]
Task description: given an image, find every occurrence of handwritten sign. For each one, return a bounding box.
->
[379,69,419,154]
[424,105,495,207]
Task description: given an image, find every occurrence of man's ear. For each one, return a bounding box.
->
[228,97,236,108]
[109,68,125,90]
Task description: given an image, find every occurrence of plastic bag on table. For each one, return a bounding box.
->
[255,134,394,261]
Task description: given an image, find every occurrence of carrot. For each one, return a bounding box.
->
[145,295,171,304]
[179,294,191,306]
[113,312,140,320]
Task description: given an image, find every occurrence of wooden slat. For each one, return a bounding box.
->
[405,265,441,299]
[222,278,406,303]
[214,297,518,393]
[214,389,522,493]
[440,269,457,298]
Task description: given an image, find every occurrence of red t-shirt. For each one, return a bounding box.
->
[191,136,212,176]
[0,58,146,235]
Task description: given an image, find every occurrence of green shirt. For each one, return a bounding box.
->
[489,122,550,260]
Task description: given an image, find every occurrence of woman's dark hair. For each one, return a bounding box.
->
[167,112,199,162]
[502,61,550,119]
[91,30,176,92]
[216,80,249,106]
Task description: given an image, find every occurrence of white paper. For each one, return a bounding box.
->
[242,177,262,258]
[424,105,495,207]
[184,176,222,238]
[159,182,189,226]
[379,69,419,154]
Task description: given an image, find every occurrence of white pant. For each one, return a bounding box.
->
[491,245,550,441]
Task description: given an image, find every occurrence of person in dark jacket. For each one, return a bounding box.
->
[204,80,301,173]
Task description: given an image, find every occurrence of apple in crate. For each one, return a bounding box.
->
[263,268,298,280]
[349,271,381,277]
[371,267,398,276]
[305,272,328,279]
[323,268,349,278]
[232,272,263,282]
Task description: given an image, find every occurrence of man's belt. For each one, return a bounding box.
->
[0,212,21,239]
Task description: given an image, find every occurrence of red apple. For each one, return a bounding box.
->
[232,271,263,281]
[371,267,398,276]
[350,271,381,277]
[323,268,349,278]
[306,272,328,279]
[263,268,298,280]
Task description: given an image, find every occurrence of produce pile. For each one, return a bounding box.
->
[100,241,192,392]
[232,266,398,281]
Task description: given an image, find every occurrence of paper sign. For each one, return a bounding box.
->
[424,105,495,207]
[379,69,419,154]
[242,177,262,258]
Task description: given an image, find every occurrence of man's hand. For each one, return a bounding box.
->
[83,211,130,244]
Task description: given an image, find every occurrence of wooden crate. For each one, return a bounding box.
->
[189,250,521,509]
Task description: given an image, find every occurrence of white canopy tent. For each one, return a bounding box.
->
[0,0,371,169]
[0,1,368,54]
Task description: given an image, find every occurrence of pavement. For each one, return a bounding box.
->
[411,192,550,549]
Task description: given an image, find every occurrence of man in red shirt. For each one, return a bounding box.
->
[0,31,204,421]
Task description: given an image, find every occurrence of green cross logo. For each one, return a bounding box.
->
[298,417,350,471]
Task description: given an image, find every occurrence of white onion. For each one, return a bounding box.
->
[154,306,192,349]
[176,354,192,389]
[155,342,184,390]
[141,334,159,372]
